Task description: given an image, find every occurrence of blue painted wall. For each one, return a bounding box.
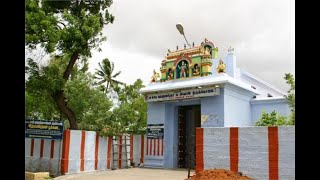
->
[201,89,225,127]
[251,99,290,124]
[145,86,290,168]
[224,84,253,127]
[144,103,166,168]
[147,103,166,124]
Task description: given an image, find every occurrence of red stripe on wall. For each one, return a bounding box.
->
[157,138,160,156]
[94,132,100,170]
[140,135,144,163]
[30,139,34,156]
[196,128,204,173]
[107,136,112,169]
[230,127,239,173]
[146,137,149,155]
[119,135,122,169]
[150,139,153,156]
[161,139,164,156]
[50,140,55,159]
[268,127,279,180]
[61,130,71,175]
[153,139,156,156]
[80,131,86,171]
[130,134,133,162]
[40,139,44,158]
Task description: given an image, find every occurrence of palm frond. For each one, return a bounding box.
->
[112,71,121,78]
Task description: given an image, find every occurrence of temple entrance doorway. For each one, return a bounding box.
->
[177,105,201,169]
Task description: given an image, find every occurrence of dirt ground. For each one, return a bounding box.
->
[186,169,253,180]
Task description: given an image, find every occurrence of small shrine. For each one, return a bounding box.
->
[156,38,219,82]
[139,38,290,169]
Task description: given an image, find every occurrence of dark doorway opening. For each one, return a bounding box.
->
[178,105,201,169]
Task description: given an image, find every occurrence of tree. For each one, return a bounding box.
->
[106,79,147,136]
[255,110,288,126]
[25,56,113,130]
[26,0,115,129]
[284,73,295,125]
[94,58,124,94]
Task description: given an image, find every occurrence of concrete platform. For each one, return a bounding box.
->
[25,172,50,180]
[53,168,195,180]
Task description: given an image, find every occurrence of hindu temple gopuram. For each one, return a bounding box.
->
[139,38,290,169]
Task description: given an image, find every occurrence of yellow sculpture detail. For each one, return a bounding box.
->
[151,69,160,82]
[216,59,226,73]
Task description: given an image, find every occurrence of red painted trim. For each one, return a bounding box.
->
[118,135,122,169]
[80,131,86,171]
[161,139,164,156]
[107,136,112,169]
[230,127,239,173]
[268,127,279,180]
[94,132,100,170]
[130,134,133,162]
[40,139,44,158]
[195,128,204,173]
[153,139,156,156]
[140,135,144,163]
[50,140,55,159]
[30,139,34,156]
[61,130,71,175]
[173,55,193,67]
[157,138,160,156]
[150,138,153,156]
[146,138,149,155]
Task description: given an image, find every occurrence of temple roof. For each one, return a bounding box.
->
[139,73,260,95]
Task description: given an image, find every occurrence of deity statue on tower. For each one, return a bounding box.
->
[177,60,188,78]
[216,59,226,73]
[150,69,160,82]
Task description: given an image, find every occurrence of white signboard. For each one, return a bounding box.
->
[146,87,220,102]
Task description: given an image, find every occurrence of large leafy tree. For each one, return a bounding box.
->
[94,58,123,94]
[106,79,147,135]
[26,0,115,129]
[25,56,113,130]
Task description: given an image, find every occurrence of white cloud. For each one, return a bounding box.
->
[88,0,294,91]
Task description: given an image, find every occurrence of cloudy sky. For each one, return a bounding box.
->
[88,0,295,92]
[27,0,294,92]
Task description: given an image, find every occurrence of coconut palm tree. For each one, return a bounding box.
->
[94,58,124,94]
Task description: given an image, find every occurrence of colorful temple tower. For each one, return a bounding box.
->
[158,38,218,82]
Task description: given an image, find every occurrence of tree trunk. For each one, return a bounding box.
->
[53,52,79,129]
[53,90,78,129]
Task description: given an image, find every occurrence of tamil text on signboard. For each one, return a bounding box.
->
[146,86,220,102]
[25,119,64,140]
[147,124,164,139]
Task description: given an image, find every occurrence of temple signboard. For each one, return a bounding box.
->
[146,86,220,102]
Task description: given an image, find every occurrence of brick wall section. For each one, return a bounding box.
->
[196,126,295,180]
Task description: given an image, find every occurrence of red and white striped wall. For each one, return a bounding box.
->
[131,135,147,166]
[25,138,62,175]
[60,130,114,174]
[26,130,149,175]
[145,137,164,157]
[195,126,295,180]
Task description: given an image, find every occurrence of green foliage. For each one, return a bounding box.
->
[94,58,124,94]
[25,56,67,119]
[26,0,115,129]
[102,79,147,136]
[26,0,114,56]
[284,73,295,125]
[255,110,290,126]
[25,56,113,130]
[65,71,113,131]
